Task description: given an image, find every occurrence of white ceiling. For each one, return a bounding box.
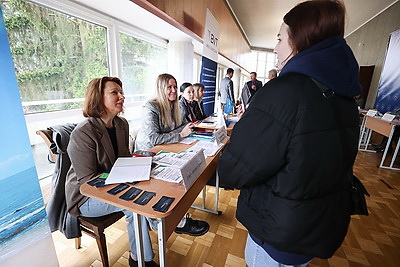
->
[226,0,399,50]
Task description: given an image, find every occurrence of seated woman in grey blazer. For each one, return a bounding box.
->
[135,73,210,237]
[65,77,158,267]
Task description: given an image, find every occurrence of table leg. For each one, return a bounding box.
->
[380,125,395,168]
[191,175,222,215]
[133,213,145,267]
[358,115,367,148]
[157,218,166,267]
[389,140,400,168]
[202,187,206,207]
[380,125,400,170]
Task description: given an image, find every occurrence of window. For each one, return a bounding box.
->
[119,33,167,103]
[2,0,108,114]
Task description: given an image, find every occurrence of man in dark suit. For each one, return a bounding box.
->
[246,72,263,98]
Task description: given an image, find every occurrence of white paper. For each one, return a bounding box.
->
[105,157,152,185]
[179,149,206,190]
[197,121,217,127]
[381,113,395,122]
[151,150,206,190]
[228,116,239,122]
[187,140,223,157]
[214,127,227,146]
[179,138,197,144]
[153,151,198,168]
[216,105,227,128]
[366,109,378,117]
[151,165,183,183]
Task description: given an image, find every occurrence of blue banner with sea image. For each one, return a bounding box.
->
[0,7,57,265]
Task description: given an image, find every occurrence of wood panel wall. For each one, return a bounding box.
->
[145,0,251,66]
[346,1,400,109]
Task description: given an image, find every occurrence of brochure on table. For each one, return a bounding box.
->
[382,112,396,122]
[197,116,217,127]
[366,109,378,117]
[105,156,152,185]
[151,149,206,190]
[214,127,227,146]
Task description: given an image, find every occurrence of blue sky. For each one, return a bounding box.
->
[0,8,36,180]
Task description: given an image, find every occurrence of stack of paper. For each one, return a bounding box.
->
[105,157,152,185]
[187,140,223,157]
[151,150,206,190]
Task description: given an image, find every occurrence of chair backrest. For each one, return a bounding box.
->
[37,124,123,266]
[36,129,56,163]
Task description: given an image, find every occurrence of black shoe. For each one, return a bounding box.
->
[373,143,386,152]
[174,214,210,236]
[129,255,159,267]
[373,144,393,153]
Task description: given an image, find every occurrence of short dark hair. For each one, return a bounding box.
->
[283,0,345,53]
[250,72,257,76]
[227,68,234,75]
[180,82,192,93]
[83,76,122,118]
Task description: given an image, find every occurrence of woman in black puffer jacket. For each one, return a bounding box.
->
[218,1,361,266]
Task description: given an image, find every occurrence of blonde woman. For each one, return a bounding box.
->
[135,73,210,237]
[135,73,194,151]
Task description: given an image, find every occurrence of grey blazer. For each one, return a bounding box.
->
[219,76,234,104]
[135,101,186,151]
[65,116,131,217]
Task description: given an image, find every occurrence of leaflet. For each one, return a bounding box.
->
[187,140,223,157]
[151,149,206,190]
[105,157,152,185]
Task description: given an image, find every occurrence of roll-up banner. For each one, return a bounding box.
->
[0,7,58,266]
[374,29,400,113]
[200,9,220,116]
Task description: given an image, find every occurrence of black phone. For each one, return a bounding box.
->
[119,187,143,201]
[134,191,156,205]
[107,183,129,195]
[152,196,175,213]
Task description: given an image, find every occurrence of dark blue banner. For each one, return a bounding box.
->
[199,56,217,116]
[374,29,400,113]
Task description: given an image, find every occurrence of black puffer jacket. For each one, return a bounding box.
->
[218,72,359,258]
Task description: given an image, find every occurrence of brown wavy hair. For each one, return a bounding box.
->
[82,76,123,118]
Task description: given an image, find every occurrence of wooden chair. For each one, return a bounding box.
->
[36,129,124,267]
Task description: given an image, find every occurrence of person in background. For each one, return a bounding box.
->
[218,1,361,267]
[219,68,235,111]
[246,72,263,98]
[193,82,207,120]
[65,77,159,267]
[268,68,278,80]
[135,73,210,236]
[178,82,197,123]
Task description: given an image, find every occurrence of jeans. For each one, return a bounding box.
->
[79,197,158,262]
[245,234,311,267]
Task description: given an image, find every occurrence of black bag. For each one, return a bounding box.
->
[349,175,370,216]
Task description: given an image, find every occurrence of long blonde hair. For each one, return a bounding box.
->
[151,73,182,128]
